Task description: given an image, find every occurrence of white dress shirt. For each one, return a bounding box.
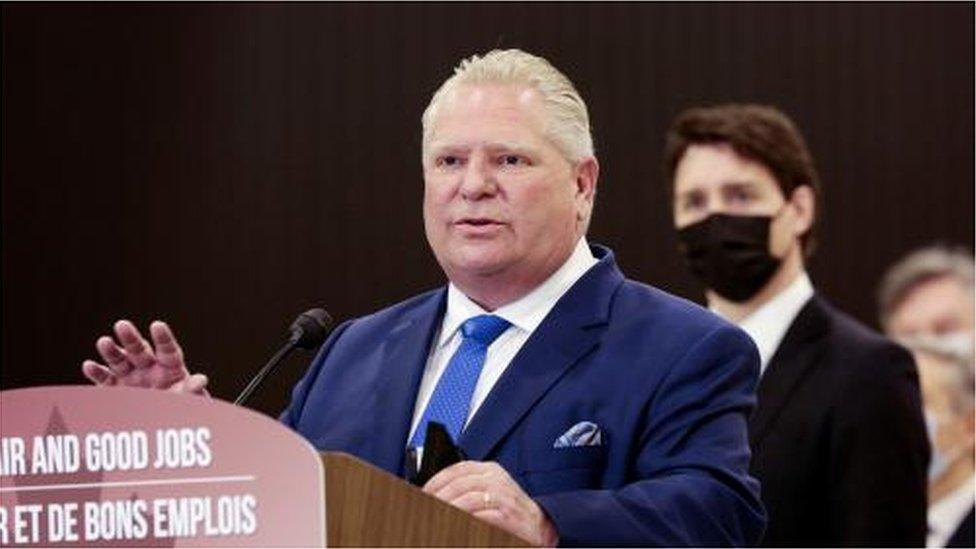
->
[407,237,599,444]
[713,272,814,374]
[928,476,975,548]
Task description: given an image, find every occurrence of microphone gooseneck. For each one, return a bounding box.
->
[234,308,334,406]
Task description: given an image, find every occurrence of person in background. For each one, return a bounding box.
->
[880,245,975,548]
[664,103,929,546]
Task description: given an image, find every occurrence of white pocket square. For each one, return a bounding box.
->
[553,421,603,448]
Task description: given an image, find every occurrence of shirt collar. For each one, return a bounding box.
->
[438,237,598,348]
[929,476,975,547]
[715,271,814,372]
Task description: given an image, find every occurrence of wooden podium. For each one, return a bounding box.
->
[322,452,530,547]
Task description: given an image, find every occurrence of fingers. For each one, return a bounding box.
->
[449,488,511,513]
[424,460,490,494]
[82,360,117,386]
[431,469,491,503]
[423,461,553,546]
[150,321,185,370]
[96,336,132,376]
[445,485,537,546]
[182,373,209,395]
[114,320,156,369]
[472,508,506,523]
[425,461,515,504]
[471,508,533,544]
[87,319,208,396]
[450,490,490,512]
[424,462,511,514]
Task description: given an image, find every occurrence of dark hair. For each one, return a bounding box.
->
[663,104,821,256]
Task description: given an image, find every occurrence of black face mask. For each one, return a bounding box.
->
[676,213,782,303]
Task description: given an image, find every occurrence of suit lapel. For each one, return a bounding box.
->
[371,289,446,474]
[459,250,623,461]
[749,295,831,447]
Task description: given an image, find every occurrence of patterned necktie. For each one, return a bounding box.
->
[409,314,511,448]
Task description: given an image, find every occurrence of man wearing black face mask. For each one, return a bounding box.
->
[665,104,929,547]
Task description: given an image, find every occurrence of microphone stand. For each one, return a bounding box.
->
[233,337,299,406]
[232,308,333,407]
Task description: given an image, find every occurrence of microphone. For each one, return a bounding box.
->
[288,308,334,349]
[234,308,334,406]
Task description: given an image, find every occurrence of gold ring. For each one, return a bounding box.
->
[482,491,492,510]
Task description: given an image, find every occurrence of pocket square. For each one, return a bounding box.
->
[553,421,603,448]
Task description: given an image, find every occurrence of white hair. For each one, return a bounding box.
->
[878,244,975,331]
[421,49,594,164]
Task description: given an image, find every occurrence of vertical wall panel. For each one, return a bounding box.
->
[3,3,972,416]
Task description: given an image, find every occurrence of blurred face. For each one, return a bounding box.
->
[915,352,961,422]
[887,276,975,339]
[890,277,975,482]
[423,83,595,303]
[672,143,797,258]
[913,350,975,471]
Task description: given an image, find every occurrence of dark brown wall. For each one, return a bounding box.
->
[3,3,973,416]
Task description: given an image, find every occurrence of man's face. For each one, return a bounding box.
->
[672,143,795,258]
[887,276,975,339]
[422,83,594,299]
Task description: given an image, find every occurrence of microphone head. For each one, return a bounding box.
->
[289,308,334,350]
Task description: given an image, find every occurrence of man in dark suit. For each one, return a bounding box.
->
[82,50,766,545]
[665,104,929,546]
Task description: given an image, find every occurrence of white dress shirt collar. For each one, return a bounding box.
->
[928,475,975,548]
[714,271,815,373]
[438,237,598,348]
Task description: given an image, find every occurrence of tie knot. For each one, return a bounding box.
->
[460,315,511,345]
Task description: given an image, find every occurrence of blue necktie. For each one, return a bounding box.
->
[409,314,511,448]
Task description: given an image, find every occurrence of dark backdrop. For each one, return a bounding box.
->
[3,3,973,417]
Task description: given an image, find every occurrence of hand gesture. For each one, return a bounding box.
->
[81,320,208,395]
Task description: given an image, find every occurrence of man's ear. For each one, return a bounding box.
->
[789,185,816,238]
[574,157,599,222]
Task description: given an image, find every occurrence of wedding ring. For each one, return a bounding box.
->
[482,491,493,510]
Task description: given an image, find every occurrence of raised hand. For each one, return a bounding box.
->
[81,320,209,395]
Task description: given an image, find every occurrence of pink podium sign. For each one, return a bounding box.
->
[0,386,325,547]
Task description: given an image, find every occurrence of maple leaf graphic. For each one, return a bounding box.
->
[10,406,175,547]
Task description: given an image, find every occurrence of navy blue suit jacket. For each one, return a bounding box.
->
[281,246,766,546]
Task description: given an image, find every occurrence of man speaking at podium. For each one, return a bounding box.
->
[82,50,766,546]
